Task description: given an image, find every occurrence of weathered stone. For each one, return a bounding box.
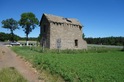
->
[40,13,87,49]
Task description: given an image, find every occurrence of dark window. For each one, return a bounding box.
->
[75,39,78,47]
[79,26,81,30]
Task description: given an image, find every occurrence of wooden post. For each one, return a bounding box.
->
[121,41,124,51]
[42,38,45,52]
[57,38,61,53]
[42,43,44,52]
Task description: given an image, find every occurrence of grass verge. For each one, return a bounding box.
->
[0,67,27,82]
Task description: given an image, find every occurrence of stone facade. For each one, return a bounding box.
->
[40,13,87,49]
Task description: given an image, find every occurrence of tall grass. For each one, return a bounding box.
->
[12,46,124,82]
[0,67,27,82]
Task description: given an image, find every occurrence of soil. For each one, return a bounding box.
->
[0,44,44,82]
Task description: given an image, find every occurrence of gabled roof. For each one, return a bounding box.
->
[42,13,82,26]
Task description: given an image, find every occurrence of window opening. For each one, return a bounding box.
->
[75,39,78,47]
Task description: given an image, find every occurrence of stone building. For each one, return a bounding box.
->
[40,13,87,49]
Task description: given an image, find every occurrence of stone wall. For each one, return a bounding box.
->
[50,22,87,49]
[40,16,50,48]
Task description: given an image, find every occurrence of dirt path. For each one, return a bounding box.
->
[0,45,44,82]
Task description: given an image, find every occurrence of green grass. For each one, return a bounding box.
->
[0,67,27,82]
[12,46,124,82]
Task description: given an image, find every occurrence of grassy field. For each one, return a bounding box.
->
[0,67,27,82]
[12,46,124,82]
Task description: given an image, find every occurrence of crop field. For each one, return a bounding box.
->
[12,46,124,82]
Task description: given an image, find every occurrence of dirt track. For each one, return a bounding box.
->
[0,44,44,82]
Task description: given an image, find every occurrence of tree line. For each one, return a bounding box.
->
[0,32,20,41]
[85,37,124,46]
[0,32,39,42]
[1,31,124,46]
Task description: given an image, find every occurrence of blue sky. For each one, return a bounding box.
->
[0,0,124,38]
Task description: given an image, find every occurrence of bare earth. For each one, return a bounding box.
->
[0,44,44,82]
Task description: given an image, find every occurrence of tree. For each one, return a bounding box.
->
[19,12,39,46]
[1,18,18,42]
[82,33,85,39]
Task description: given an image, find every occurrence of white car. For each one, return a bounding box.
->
[10,42,20,46]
